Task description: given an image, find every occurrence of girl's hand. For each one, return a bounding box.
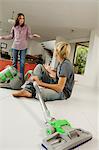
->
[43,64,51,72]
[33,34,40,38]
[32,76,41,85]
[0,36,2,40]
[43,64,56,78]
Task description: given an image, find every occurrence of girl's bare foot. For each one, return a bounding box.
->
[12,89,32,98]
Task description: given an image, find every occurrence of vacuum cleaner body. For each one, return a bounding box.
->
[34,82,93,150]
[0,66,34,90]
[0,65,23,89]
[0,65,18,83]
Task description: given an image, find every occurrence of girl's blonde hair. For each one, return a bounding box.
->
[55,41,71,59]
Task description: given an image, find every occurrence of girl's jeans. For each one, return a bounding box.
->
[24,64,66,101]
[12,49,27,80]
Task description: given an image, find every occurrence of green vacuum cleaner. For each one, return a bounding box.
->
[0,65,18,83]
[0,65,23,89]
[33,81,92,150]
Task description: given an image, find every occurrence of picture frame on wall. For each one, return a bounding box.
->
[0,42,7,49]
[0,42,10,59]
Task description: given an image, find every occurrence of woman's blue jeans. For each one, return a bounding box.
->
[12,49,27,80]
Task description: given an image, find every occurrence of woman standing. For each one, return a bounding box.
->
[0,13,40,81]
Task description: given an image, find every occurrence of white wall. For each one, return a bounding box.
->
[95,30,99,89]
[42,40,56,50]
[0,1,2,20]
[69,43,76,63]
[0,0,2,33]
[97,3,99,88]
[28,40,44,55]
[74,30,99,89]
[56,36,68,43]
[85,30,99,88]
[97,1,99,28]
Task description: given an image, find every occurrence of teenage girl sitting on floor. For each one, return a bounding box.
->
[12,41,74,101]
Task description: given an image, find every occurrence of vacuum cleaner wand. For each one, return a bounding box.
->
[33,81,53,123]
[33,81,92,150]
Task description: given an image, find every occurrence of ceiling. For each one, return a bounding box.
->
[0,0,98,41]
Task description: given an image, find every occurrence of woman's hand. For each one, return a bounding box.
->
[33,34,40,38]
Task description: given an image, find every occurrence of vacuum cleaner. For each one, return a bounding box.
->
[33,82,92,150]
[0,66,34,90]
[0,66,18,83]
[0,65,23,89]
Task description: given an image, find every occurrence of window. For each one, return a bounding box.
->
[73,41,89,75]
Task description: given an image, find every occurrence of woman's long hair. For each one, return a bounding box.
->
[14,13,25,27]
